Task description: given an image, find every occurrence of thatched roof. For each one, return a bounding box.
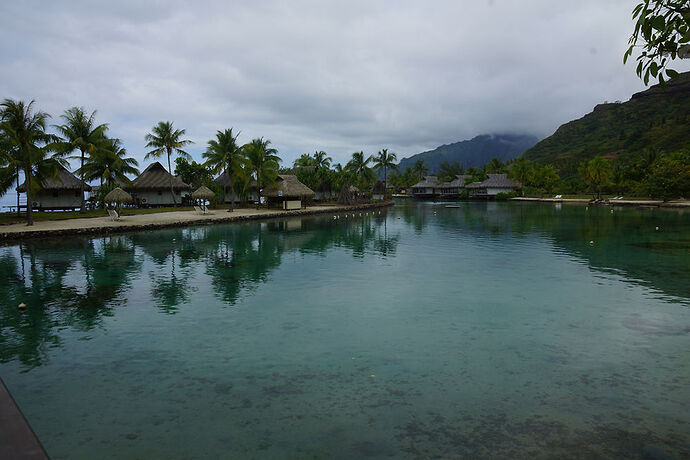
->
[439,175,472,189]
[192,185,215,200]
[128,162,191,191]
[411,176,439,188]
[214,171,257,189]
[465,174,522,189]
[372,180,386,193]
[263,175,315,198]
[104,187,133,204]
[17,164,91,192]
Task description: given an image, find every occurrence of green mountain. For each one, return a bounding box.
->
[398,134,539,172]
[523,72,690,172]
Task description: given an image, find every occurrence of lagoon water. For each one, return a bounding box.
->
[1,201,689,458]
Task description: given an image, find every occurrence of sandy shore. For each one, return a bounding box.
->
[0,202,393,242]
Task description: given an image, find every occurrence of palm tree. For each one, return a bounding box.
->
[372,148,398,188]
[346,151,376,188]
[484,157,506,174]
[578,156,612,200]
[243,137,280,208]
[412,159,428,180]
[0,133,22,216]
[54,107,109,212]
[508,158,534,192]
[438,161,463,182]
[313,150,332,170]
[203,128,243,212]
[0,99,60,226]
[293,153,315,168]
[79,138,139,188]
[144,121,193,206]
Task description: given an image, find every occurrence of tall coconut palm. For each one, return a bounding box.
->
[579,156,612,200]
[412,159,428,180]
[144,121,193,206]
[54,107,109,212]
[313,150,332,170]
[293,153,316,168]
[346,151,376,188]
[484,157,506,174]
[0,99,61,226]
[243,138,280,208]
[80,137,139,188]
[0,133,21,215]
[203,128,243,212]
[372,148,398,188]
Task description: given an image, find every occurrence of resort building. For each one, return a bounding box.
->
[214,171,258,204]
[438,175,472,198]
[410,175,472,199]
[465,174,521,198]
[263,174,315,209]
[126,162,191,206]
[410,176,440,198]
[16,164,91,210]
[371,181,386,200]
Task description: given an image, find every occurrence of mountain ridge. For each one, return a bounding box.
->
[522,71,690,172]
[398,134,539,172]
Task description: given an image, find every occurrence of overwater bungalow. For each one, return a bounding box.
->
[16,164,91,210]
[410,176,440,198]
[438,175,472,198]
[214,171,258,204]
[263,174,315,209]
[126,162,191,206]
[466,174,521,199]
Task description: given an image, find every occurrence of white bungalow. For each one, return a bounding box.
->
[16,165,91,210]
[410,176,440,198]
[126,162,191,206]
[466,174,522,198]
[263,175,315,210]
[438,175,472,198]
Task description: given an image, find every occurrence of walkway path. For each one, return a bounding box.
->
[0,202,392,242]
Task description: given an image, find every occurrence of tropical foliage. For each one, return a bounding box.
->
[0,99,62,225]
[54,107,108,212]
[145,121,193,206]
[203,128,244,211]
[624,0,689,85]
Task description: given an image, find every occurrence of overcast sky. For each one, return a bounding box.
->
[1,0,688,170]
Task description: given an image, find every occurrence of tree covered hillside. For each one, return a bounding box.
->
[523,71,690,173]
[398,134,538,173]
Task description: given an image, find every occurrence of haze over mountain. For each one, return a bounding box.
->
[523,71,690,173]
[397,134,539,173]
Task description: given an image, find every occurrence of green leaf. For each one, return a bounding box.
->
[650,61,658,77]
[666,68,680,79]
[651,16,665,31]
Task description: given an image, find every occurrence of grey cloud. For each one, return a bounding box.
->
[1,0,689,172]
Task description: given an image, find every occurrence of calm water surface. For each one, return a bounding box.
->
[1,201,689,458]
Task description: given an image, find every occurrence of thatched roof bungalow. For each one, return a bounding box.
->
[263,174,315,209]
[466,174,521,198]
[410,176,440,198]
[16,165,91,210]
[439,175,472,197]
[126,162,191,206]
[214,171,258,204]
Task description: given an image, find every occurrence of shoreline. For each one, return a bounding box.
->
[0,201,394,244]
[511,197,690,208]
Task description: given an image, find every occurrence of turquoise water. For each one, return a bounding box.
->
[1,201,689,458]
